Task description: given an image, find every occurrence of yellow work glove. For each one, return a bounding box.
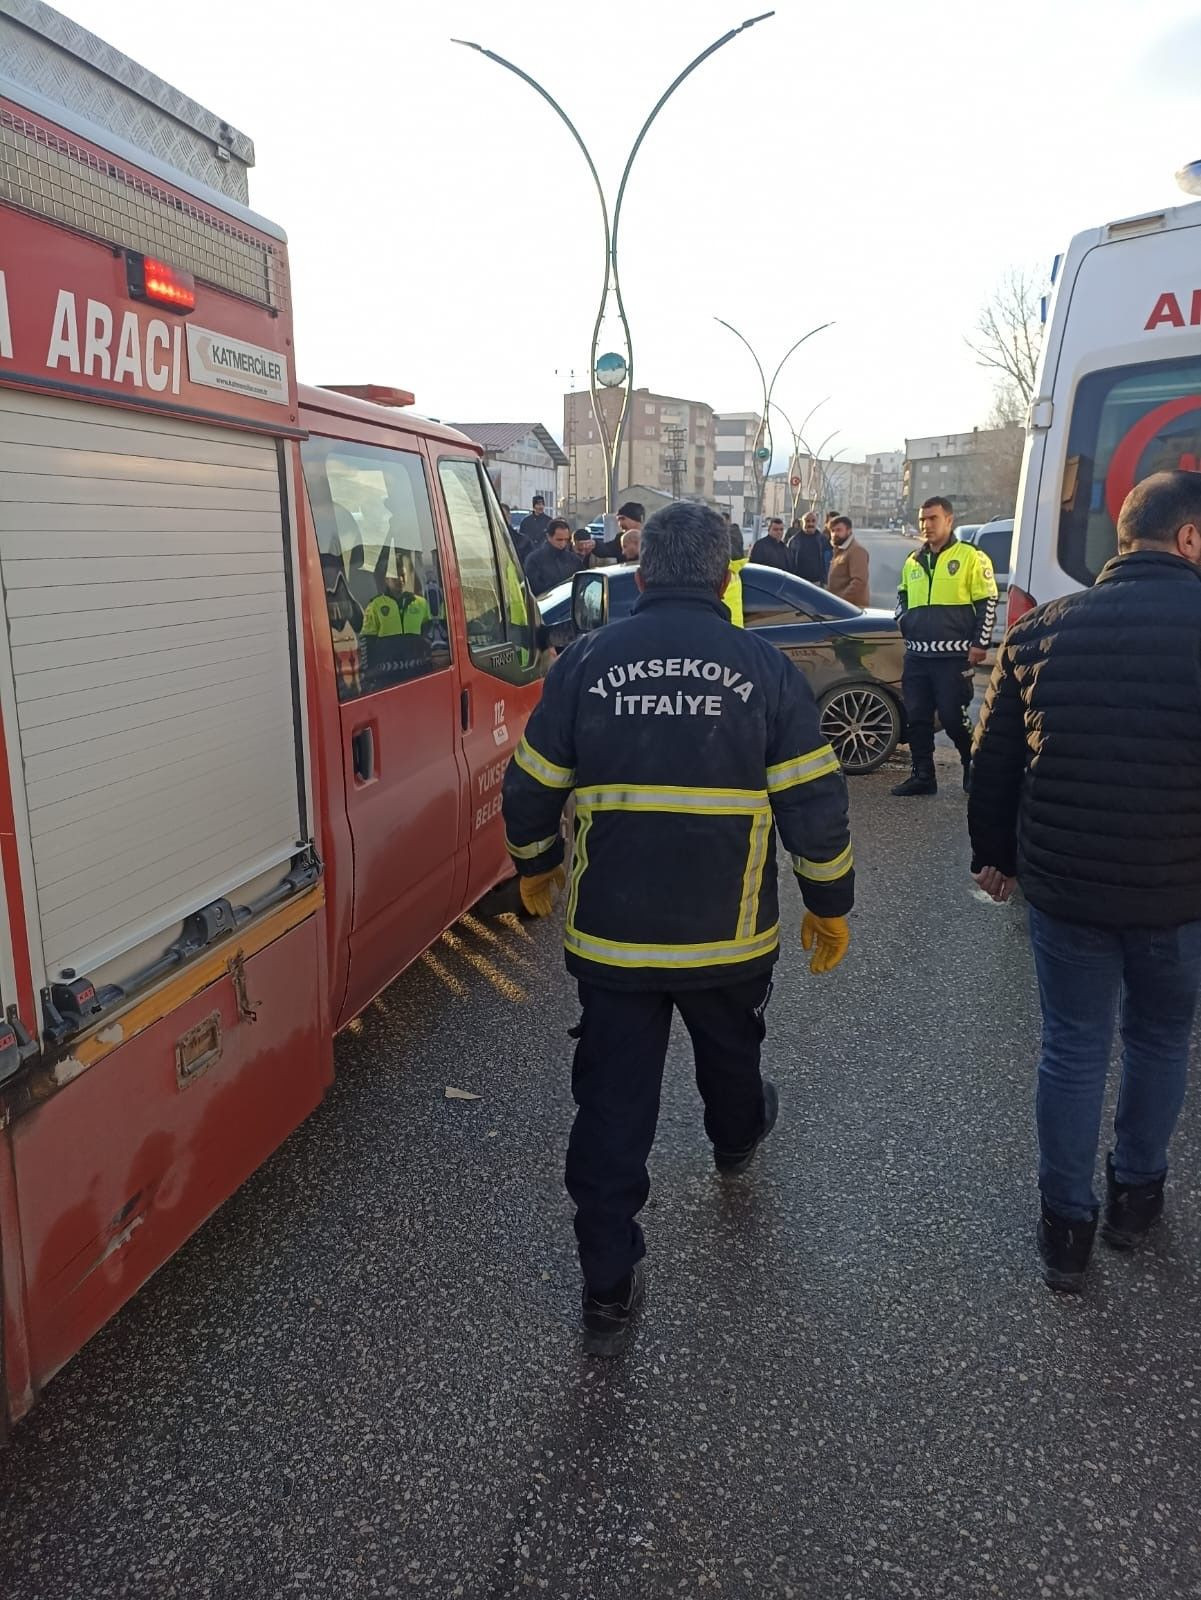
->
[519,866,567,918]
[801,912,850,974]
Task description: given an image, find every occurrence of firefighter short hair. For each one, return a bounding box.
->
[640,501,729,591]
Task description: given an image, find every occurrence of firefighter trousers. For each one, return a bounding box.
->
[902,654,974,765]
[565,973,773,1295]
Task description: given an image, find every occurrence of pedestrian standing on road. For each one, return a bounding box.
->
[523,518,585,596]
[518,496,552,554]
[788,510,830,586]
[593,501,643,560]
[891,496,997,797]
[826,516,870,607]
[722,511,745,561]
[969,470,1201,1293]
[501,500,854,1355]
[749,516,795,572]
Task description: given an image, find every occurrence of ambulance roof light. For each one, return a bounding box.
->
[1175,160,1201,197]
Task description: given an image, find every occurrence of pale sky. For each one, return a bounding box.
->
[54,0,1201,461]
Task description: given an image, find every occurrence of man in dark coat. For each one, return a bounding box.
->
[969,470,1201,1294]
[502,500,853,1354]
[518,496,552,552]
[788,511,829,585]
[523,518,584,595]
[748,516,794,572]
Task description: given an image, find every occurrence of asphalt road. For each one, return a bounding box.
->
[4,758,1201,1599]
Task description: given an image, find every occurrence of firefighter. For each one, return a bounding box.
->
[891,495,997,797]
[501,500,854,1355]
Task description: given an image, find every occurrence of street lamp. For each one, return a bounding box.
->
[714,320,833,522]
[772,399,831,521]
[819,449,848,515]
[454,14,775,512]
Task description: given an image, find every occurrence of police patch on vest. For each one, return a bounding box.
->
[948,559,960,575]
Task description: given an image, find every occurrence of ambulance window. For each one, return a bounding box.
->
[438,458,541,685]
[1058,356,1201,586]
[301,438,450,701]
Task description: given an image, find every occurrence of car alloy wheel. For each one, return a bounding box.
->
[819,684,901,776]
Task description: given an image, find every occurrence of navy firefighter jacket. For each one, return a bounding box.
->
[501,587,854,990]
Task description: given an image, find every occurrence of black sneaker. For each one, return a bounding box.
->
[1037,1199,1096,1293]
[1101,1153,1165,1251]
[714,1080,779,1176]
[581,1260,645,1357]
[890,770,937,797]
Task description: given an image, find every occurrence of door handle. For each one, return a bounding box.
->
[351,725,376,783]
[460,688,471,732]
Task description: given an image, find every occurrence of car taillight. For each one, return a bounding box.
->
[1007,584,1035,629]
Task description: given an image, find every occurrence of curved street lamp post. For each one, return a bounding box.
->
[714,321,833,523]
[771,398,831,521]
[454,14,775,512]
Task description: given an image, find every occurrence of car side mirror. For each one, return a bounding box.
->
[572,570,609,633]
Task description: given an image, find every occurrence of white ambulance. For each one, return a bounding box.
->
[1009,170,1201,626]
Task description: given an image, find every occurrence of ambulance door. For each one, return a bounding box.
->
[427,450,544,912]
[299,435,460,1025]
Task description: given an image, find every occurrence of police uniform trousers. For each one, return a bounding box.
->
[565,973,772,1295]
[901,654,974,764]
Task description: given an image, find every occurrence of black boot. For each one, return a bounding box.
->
[581,1261,645,1357]
[891,759,937,797]
[1101,1153,1165,1250]
[714,1080,779,1176]
[1037,1199,1096,1293]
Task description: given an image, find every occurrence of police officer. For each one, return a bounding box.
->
[891,495,997,796]
[501,501,854,1355]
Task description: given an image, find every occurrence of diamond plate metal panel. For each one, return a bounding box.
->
[1,0,253,203]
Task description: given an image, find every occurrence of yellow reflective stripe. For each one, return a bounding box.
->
[737,809,772,942]
[766,746,840,792]
[793,843,853,882]
[564,922,780,970]
[565,809,591,931]
[576,784,769,816]
[513,738,575,789]
[505,833,559,861]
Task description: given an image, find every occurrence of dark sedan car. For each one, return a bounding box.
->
[537,562,907,774]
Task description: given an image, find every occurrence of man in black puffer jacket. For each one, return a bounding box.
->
[969,470,1201,1294]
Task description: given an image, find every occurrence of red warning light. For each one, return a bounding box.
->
[126,251,196,314]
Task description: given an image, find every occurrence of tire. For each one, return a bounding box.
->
[819,683,901,776]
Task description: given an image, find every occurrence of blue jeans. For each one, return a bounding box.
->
[1028,907,1201,1220]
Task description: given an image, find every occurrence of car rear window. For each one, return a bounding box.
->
[1058,354,1201,586]
[977,527,1012,573]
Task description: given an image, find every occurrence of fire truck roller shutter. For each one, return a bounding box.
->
[0,386,307,989]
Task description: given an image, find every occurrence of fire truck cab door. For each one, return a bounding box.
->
[429,452,544,912]
[299,436,459,1024]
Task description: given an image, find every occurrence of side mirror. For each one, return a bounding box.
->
[572,570,609,633]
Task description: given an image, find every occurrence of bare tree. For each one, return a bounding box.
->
[968,268,1043,410]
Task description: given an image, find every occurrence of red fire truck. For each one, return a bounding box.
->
[0,0,544,1437]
